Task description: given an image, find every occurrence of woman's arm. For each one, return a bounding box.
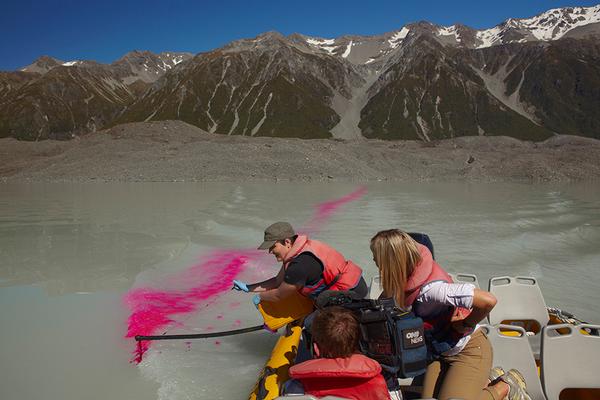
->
[419,282,496,332]
[454,288,497,333]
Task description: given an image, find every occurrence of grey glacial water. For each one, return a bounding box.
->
[1,182,599,400]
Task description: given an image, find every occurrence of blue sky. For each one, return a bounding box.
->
[1,0,599,71]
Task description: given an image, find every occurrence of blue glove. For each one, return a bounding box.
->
[232,280,249,292]
[252,294,261,309]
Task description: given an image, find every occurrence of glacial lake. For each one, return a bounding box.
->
[1,182,599,400]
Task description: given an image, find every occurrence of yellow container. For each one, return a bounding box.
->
[257,292,314,331]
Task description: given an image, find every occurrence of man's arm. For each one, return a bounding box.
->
[259,281,300,302]
[258,254,321,302]
[247,266,286,292]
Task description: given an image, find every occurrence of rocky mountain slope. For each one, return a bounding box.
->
[2,4,599,141]
[0,52,191,140]
[117,33,364,138]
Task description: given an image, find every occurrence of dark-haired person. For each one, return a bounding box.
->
[370,229,532,400]
[288,306,391,400]
[232,221,368,307]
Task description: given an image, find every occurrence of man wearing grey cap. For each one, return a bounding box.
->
[232,222,368,307]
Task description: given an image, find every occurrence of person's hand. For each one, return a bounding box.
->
[252,294,261,309]
[232,280,249,292]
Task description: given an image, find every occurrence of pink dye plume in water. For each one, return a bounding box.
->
[124,251,252,363]
[301,186,368,235]
[125,186,367,363]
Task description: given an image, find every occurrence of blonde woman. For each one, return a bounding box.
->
[370,229,530,400]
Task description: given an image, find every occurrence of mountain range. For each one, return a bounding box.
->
[1,4,599,141]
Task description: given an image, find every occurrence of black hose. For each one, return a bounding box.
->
[134,324,265,341]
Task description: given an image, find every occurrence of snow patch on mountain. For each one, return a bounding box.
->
[476,27,504,48]
[306,38,338,54]
[342,40,353,58]
[388,27,410,48]
[438,25,461,43]
[62,61,82,67]
[172,56,185,65]
[163,53,186,66]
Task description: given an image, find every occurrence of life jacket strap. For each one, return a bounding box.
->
[320,273,341,292]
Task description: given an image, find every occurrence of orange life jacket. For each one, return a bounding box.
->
[289,353,391,400]
[283,235,363,299]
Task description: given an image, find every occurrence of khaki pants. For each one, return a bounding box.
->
[421,329,500,400]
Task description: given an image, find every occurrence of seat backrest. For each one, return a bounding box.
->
[488,276,549,330]
[481,324,546,400]
[540,323,600,400]
[408,232,435,259]
[368,275,383,300]
[449,273,480,288]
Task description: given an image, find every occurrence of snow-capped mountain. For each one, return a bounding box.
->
[2,4,600,141]
[299,27,412,65]
[474,4,600,48]
[298,4,600,63]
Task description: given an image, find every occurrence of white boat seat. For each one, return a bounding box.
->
[540,323,600,400]
[488,276,549,328]
[368,275,383,300]
[488,276,549,359]
[481,324,546,400]
[449,273,480,288]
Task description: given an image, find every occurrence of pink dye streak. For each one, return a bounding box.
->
[125,186,367,363]
[300,186,367,235]
[124,251,252,362]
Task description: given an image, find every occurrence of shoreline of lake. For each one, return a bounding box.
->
[2,120,600,183]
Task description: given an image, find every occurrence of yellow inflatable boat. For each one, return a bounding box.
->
[248,292,313,400]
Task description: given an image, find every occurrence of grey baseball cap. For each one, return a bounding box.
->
[257,221,296,250]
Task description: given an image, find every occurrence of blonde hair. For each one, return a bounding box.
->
[370,229,422,307]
